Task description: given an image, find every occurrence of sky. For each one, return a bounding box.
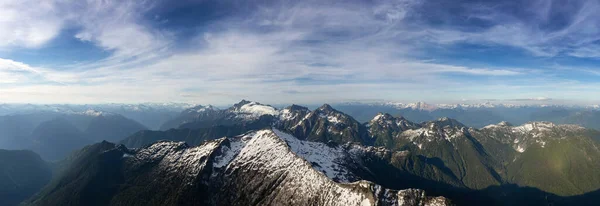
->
[1,0,600,105]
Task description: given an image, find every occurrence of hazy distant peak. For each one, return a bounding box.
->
[81,109,113,117]
[184,105,219,113]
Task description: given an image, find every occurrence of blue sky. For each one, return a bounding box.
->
[1,0,600,105]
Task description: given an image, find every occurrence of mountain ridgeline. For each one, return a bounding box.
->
[25,130,449,206]
[115,100,600,205]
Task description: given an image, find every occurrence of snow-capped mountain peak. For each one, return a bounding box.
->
[229,100,280,120]
[368,113,416,131]
[370,113,397,122]
[240,102,279,116]
[395,118,471,148]
[371,113,386,122]
[279,105,311,123]
[273,129,360,182]
[30,127,451,206]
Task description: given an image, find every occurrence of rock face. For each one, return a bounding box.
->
[26,129,451,206]
[277,104,371,145]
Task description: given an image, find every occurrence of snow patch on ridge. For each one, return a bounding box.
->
[239,102,279,116]
[273,129,356,183]
[82,109,112,117]
[372,113,384,121]
[319,113,342,125]
[400,127,463,144]
[327,115,342,125]
[232,101,280,120]
[291,113,312,129]
[279,108,296,121]
[516,145,526,153]
[483,121,586,152]
[126,129,450,205]
[512,122,554,133]
[213,138,247,168]
[135,140,223,183]
[190,105,216,113]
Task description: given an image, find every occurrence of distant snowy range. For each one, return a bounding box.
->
[2,100,600,206]
[333,101,600,130]
[2,101,599,130]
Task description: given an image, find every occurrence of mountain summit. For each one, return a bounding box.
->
[27,129,450,206]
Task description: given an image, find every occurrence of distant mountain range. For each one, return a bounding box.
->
[332,102,600,130]
[0,111,146,161]
[0,103,196,130]
[346,101,600,110]
[2,100,600,205]
[3,101,600,131]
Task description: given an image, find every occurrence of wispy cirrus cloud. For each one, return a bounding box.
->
[410,0,600,58]
[0,0,63,49]
[0,58,74,85]
[70,0,172,60]
[0,0,170,64]
[1,0,600,105]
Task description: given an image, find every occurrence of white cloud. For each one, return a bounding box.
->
[0,0,63,48]
[0,58,77,85]
[1,0,600,104]
[421,0,600,58]
[70,0,171,59]
[0,71,24,83]
[0,0,170,64]
[0,3,527,105]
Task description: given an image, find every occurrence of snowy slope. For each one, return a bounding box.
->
[273,129,360,182]
[32,128,450,206]
[216,129,449,206]
[228,100,280,121]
